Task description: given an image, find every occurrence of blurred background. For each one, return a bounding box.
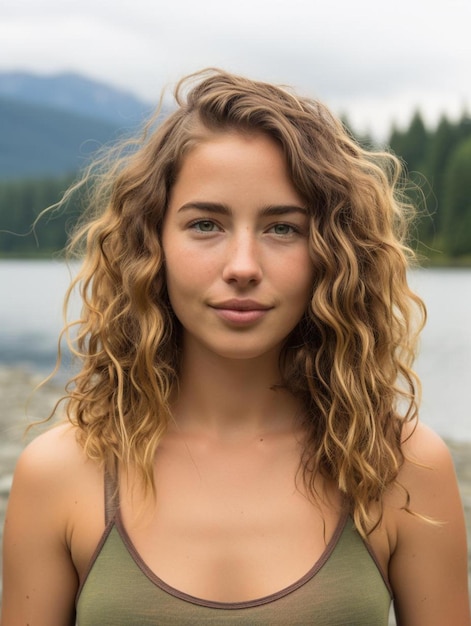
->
[0,0,470,609]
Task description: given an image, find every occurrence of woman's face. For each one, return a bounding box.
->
[162,131,314,363]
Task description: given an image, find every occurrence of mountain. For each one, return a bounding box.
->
[0,71,153,126]
[0,96,124,179]
[0,72,162,179]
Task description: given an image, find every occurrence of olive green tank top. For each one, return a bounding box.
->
[75,475,392,625]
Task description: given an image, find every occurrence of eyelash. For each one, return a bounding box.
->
[268,223,300,236]
[188,219,222,233]
[188,220,302,236]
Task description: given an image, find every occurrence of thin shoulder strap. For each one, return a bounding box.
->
[104,464,120,526]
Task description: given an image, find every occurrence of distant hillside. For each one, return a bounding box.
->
[0,71,153,126]
[0,72,171,179]
[0,97,123,179]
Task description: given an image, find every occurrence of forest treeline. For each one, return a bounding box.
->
[1,110,471,260]
[0,174,80,256]
[387,111,471,260]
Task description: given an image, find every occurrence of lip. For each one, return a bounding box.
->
[211,299,272,311]
[210,300,273,324]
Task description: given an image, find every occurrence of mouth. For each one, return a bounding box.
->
[210,299,272,311]
[209,300,273,324]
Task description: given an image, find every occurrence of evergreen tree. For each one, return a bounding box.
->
[442,136,471,257]
[389,113,433,245]
[425,115,465,235]
[0,174,79,255]
[456,110,471,141]
[389,111,430,173]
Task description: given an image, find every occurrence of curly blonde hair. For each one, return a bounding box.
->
[58,69,425,536]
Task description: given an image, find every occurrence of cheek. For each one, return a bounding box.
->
[163,249,209,317]
[164,265,191,309]
[165,250,210,292]
[280,252,314,302]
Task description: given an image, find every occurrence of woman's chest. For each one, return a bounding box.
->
[71,436,393,603]
[116,442,344,602]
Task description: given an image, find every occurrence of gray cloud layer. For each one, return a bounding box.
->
[1,0,470,136]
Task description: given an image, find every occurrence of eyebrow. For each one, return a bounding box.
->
[177,201,308,217]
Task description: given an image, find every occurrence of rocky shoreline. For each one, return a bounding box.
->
[1,366,470,607]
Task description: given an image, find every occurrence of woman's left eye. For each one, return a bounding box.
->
[268,223,298,235]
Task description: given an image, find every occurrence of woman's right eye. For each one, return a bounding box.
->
[189,220,221,232]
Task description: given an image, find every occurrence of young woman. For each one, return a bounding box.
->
[2,69,469,625]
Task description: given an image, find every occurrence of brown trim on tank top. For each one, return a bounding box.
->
[363,539,394,597]
[104,465,120,525]
[114,508,352,609]
[75,468,120,606]
[75,515,117,606]
[76,469,393,609]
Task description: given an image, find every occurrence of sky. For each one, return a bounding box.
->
[1,0,471,139]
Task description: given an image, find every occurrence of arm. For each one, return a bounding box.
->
[1,429,79,625]
[388,424,470,625]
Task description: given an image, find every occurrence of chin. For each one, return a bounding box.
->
[205,340,283,362]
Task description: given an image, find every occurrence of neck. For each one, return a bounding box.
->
[170,342,301,439]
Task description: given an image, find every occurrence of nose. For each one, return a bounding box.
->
[222,231,263,287]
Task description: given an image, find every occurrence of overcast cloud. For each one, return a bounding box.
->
[1,0,470,137]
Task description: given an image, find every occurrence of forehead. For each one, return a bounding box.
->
[168,131,303,207]
[179,130,283,167]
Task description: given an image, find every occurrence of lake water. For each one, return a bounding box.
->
[0,260,470,441]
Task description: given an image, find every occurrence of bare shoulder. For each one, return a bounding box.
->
[401,420,454,468]
[2,424,102,624]
[10,422,105,535]
[401,422,455,487]
[385,421,470,625]
[19,420,84,462]
[392,421,459,511]
[383,421,464,536]
[19,421,83,457]
[13,422,94,495]
[382,421,463,551]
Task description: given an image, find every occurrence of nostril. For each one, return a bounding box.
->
[221,242,263,285]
